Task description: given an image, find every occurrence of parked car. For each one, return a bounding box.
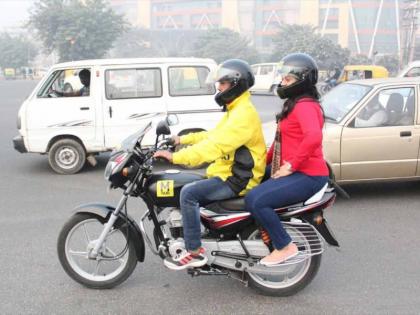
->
[249,62,281,94]
[13,57,223,174]
[398,60,420,78]
[321,77,419,183]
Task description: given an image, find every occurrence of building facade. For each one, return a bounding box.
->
[110,0,419,60]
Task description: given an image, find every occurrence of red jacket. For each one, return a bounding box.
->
[267,98,329,176]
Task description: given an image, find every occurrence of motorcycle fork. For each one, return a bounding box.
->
[90,194,128,258]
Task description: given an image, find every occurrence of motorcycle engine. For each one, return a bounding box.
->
[167,208,183,239]
[168,239,185,257]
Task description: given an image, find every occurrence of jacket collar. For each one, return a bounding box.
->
[226,91,251,111]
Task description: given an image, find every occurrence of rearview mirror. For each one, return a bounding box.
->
[156,120,171,136]
[166,114,179,126]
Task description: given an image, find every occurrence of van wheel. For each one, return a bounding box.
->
[48,139,86,174]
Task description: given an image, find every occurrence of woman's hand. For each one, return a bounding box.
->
[271,162,293,179]
[153,150,173,162]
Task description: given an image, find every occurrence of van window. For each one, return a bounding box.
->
[168,66,215,96]
[251,66,259,75]
[105,68,162,99]
[260,65,274,75]
[37,68,91,98]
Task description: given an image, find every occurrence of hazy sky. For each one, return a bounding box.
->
[0,0,33,31]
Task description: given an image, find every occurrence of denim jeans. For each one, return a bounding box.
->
[180,177,237,251]
[245,169,328,250]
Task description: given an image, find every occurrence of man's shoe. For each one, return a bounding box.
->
[164,248,208,271]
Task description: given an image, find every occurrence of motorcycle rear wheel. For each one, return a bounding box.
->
[57,213,138,289]
[243,226,321,297]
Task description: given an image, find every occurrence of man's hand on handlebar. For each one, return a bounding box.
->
[170,135,181,146]
[153,150,173,162]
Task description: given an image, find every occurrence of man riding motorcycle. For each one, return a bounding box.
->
[154,59,267,270]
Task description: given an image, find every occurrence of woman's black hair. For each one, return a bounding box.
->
[275,85,322,122]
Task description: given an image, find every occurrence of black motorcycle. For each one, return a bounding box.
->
[57,117,339,296]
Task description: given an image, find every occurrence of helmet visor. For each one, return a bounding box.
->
[277,63,307,81]
[205,65,240,85]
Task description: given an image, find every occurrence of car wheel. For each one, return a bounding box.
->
[48,138,86,174]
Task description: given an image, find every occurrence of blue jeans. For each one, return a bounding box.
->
[245,169,328,250]
[180,177,237,251]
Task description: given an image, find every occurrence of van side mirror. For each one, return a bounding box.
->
[166,114,179,126]
[156,120,171,136]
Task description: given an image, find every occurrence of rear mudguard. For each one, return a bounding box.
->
[73,203,145,262]
[301,212,340,247]
[314,219,339,247]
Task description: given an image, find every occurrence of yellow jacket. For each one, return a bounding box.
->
[172,91,266,195]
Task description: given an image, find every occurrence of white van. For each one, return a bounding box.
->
[13,58,223,174]
[249,62,281,94]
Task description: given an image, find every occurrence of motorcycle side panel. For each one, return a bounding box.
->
[145,172,205,207]
[73,203,146,261]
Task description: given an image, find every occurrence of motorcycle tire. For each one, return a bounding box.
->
[57,212,138,289]
[242,225,322,297]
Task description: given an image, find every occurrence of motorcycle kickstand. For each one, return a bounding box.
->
[187,267,229,277]
[236,234,256,267]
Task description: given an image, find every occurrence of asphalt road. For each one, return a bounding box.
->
[1,80,419,314]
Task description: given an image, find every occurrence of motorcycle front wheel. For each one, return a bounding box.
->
[243,225,322,297]
[57,213,138,289]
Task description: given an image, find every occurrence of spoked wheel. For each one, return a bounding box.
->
[57,213,137,289]
[244,225,322,296]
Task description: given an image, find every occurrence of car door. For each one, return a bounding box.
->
[102,66,167,149]
[340,86,419,181]
[25,67,97,152]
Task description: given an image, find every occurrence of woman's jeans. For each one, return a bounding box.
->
[245,169,328,250]
[180,177,237,251]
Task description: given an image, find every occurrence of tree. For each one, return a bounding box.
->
[28,0,127,62]
[349,54,372,65]
[192,28,259,64]
[375,54,400,75]
[271,24,350,70]
[0,32,37,69]
[111,28,203,58]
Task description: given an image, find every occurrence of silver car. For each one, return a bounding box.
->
[322,77,419,183]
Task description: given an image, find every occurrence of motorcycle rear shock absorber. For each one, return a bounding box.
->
[260,228,274,252]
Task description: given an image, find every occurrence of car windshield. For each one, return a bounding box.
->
[120,121,152,151]
[321,83,372,122]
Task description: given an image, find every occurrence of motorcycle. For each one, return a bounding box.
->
[320,77,338,95]
[57,117,340,296]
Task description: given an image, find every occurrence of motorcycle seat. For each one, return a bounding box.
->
[205,183,330,214]
[205,197,247,214]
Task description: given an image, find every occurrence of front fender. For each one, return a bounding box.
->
[74,203,145,262]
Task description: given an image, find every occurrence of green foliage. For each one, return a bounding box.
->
[349,54,372,65]
[192,28,259,64]
[375,54,400,75]
[0,33,37,69]
[28,0,127,62]
[111,28,203,58]
[271,24,350,70]
[111,28,159,58]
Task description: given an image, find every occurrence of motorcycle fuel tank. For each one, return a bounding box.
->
[146,170,205,207]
